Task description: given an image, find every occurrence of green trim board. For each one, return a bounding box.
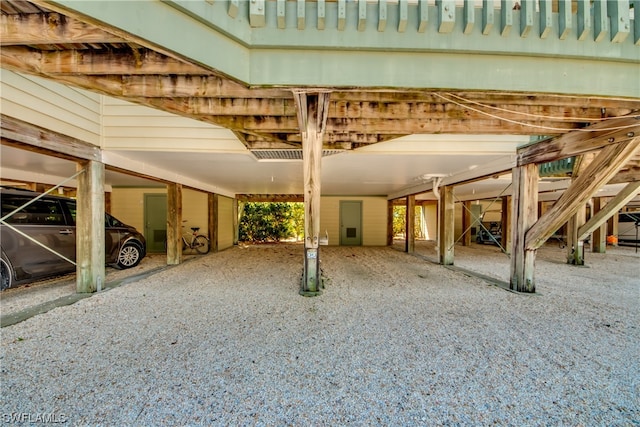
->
[49,0,639,97]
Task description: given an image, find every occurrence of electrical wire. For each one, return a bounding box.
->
[434,93,639,133]
[444,92,615,122]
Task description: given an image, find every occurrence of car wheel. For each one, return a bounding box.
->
[0,259,12,291]
[117,243,142,269]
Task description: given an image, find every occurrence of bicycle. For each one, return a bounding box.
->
[181,225,210,254]
[163,223,210,254]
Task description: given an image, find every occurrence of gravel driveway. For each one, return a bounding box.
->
[1,243,638,425]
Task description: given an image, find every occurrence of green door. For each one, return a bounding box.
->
[144,194,167,253]
[340,201,362,246]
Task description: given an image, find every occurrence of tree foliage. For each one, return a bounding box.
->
[239,202,304,243]
[392,205,424,238]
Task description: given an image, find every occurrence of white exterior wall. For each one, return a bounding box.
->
[182,188,208,235]
[320,196,388,246]
[110,187,166,234]
[0,70,101,146]
[101,98,243,152]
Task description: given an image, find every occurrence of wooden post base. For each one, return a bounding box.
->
[300,248,322,297]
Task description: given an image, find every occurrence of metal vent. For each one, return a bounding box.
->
[251,150,344,161]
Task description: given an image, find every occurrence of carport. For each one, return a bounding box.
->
[1,0,639,296]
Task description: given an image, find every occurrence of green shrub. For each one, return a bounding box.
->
[239,202,303,243]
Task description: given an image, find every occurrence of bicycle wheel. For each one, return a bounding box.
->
[194,235,210,254]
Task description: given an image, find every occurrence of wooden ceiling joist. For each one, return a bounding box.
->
[0,13,126,45]
[1,45,206,75]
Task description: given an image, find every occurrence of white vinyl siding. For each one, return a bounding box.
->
[101,98,243,152]
[0,70,101,145]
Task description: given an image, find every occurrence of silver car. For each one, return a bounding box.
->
[0,186,146,290]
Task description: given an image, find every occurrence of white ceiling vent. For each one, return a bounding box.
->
[251,150,345,161]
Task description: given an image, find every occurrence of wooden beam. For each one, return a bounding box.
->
[1,114,101,162]
[590,197,606,253]
[233,198,239,245]
[526,138,640,250]
[0,13,126,45]
[565,152,595,265]
[75,160,105,293]
[208,193,219,253]
[405,195,415,253]
[517,116,640,165]
[295,92,330,296]
[501,195,512,252]
[438,186,454,265]
[510,164,538,292]
[461,200,472,246]
[578,181,640,241]
[387,200,394,246]
[1,45,206,75]
[566,206,586,265]
[166,183,183,265]
[120,75,292,99]
[607,208,619,243]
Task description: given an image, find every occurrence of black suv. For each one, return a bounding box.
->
[0,186,146,290]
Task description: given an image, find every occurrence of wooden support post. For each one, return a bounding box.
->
[166,183,182,265]
[566,206,586,265]
[510,164,538,293]
[525,139,640,251]
[208,193,219,253]
[438,186,455,265]
[104,191,111,214]
[501,195,512,252]
[579,181,640,241]
[295,91,330,296]
[76,160,105,293]
[405,195,415,253]
[591,197,606,253]
[387,200,394,246]
[607,211,619,244]
[233,198,239,245]
[461,200,472,246]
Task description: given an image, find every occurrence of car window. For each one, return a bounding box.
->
[106,213,125,228]
[619,213,640,223]
[63,201,77,224]
[1,196,66,226]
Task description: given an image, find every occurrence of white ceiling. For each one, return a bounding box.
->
[2,123,636,204]
[1,134,523,198]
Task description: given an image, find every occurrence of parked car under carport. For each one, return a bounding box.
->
[0,186,146,290]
